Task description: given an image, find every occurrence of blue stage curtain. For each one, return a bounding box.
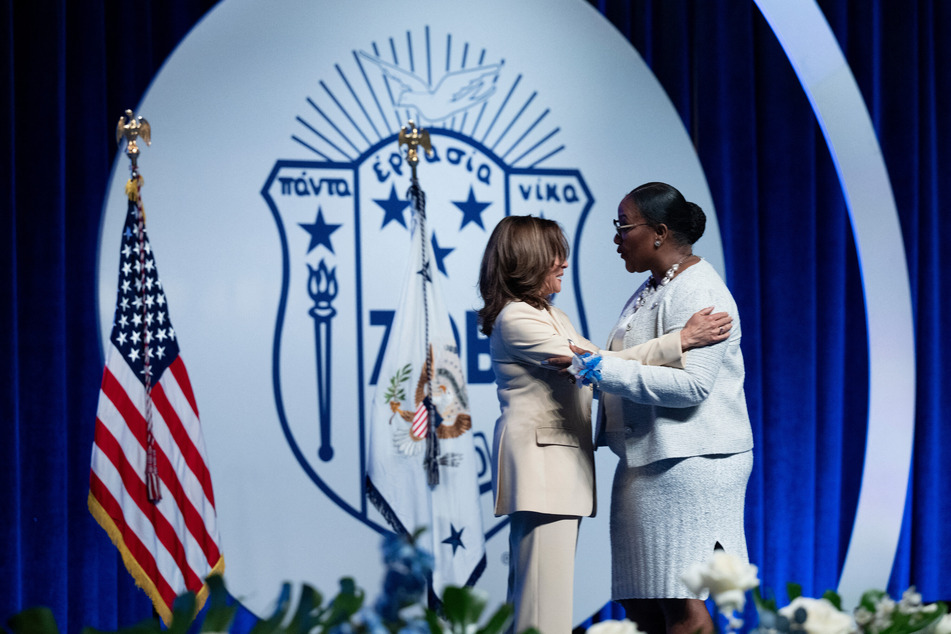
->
[586,0,951,624]
[2,1,948,631]
[1,1,218,631]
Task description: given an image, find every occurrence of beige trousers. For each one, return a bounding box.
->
[507,512,581,634]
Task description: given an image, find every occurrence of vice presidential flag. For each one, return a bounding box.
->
[366,197,486,599]
[89,177,224,624]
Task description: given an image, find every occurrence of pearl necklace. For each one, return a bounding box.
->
[633,254,692,311]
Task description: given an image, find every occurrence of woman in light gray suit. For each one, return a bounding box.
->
[570,183,754,634]
[477,215,731,634]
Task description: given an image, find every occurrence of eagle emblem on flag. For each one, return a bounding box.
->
[385,346,473,455]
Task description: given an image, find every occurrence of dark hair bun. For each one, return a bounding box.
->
[684,202,706,244]
[625,182,707,246]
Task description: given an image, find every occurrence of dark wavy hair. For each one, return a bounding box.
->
[477,215,569,336]
[623,181,706,246]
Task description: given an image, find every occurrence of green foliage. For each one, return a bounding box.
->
[821,589,843,611]
[247,583,292,634]
[441,585,486,630]
[855,588,948,634]
[324,578,364,630]
[430,586,513,634]
[475,603,516,634]
[203,575,240,633]
[167,593,198,634]
[7,566,512,634]
[747,582,948,634]
[6,607,60,634]
[383,364,413,403]
[786,583,802,602]
[753,586,777,613]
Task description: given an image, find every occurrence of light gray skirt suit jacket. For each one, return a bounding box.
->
[595,260,754,465]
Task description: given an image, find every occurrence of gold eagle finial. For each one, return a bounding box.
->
[398,119,432,180]
[116,109,151,170]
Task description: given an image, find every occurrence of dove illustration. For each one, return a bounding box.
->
[359,51,502,122]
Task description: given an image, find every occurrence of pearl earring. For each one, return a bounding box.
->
[654,240,661,247]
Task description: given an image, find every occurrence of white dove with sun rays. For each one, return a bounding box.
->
[359,51,502,122]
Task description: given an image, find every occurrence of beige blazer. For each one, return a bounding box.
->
[490,301,684,517]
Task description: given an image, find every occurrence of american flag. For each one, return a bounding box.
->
[88,179,224,624]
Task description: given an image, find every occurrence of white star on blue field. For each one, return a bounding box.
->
[110,204,179,383]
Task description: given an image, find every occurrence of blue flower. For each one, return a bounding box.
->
[359,607,390,634]
[399,618,432,634]
[375,532,435,622]
[329,622,355,634]
[381,532,418,565]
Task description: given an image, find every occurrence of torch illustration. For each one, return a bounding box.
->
[308,259,338,462]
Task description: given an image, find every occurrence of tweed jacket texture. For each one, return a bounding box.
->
[596,259,755,467]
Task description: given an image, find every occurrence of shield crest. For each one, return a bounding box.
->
[262,127,592,539]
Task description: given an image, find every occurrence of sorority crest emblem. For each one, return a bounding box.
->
[261,27,593,540]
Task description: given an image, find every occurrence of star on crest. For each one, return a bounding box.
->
[300,207,342,254]
[431,233,454,277]
[373,184,411,229]
[452,186,491,230]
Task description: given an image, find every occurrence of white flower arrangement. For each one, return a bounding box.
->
[10,537,947,634]
[778,597,856,634]
[673,551,947,634]
[930,614,951,634]
[848,587,945,634]
[682,550,760,630]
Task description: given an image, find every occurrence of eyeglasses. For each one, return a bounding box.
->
[613,218,649,237]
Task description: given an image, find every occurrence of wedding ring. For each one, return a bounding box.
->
[718,326,723,334]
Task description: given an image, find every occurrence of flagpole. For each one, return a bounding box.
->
[398,120,440,487]
[92,109,224,625]
[116,109,162,503]
[367,121,487,602]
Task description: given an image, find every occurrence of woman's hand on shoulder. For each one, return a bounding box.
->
[680,306,732,351]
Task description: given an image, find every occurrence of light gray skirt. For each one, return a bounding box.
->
[610,450,753,600]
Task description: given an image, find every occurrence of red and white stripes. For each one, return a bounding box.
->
[89,344,222,624]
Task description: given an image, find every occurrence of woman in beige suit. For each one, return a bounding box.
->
[477,215,730,634]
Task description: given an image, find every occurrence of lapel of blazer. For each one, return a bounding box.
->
[546,306,569,339]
